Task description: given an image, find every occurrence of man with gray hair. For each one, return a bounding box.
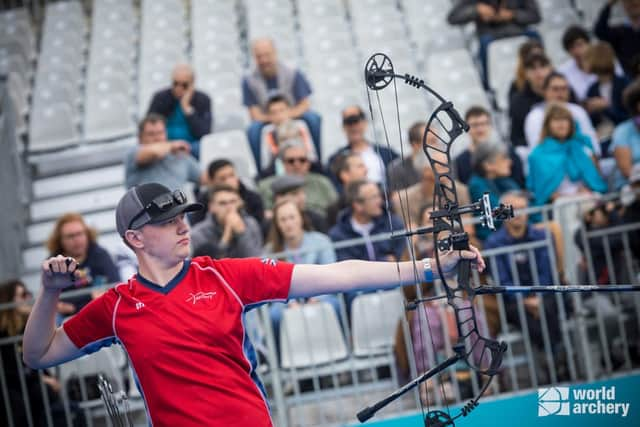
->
[242,38,321,166]
[147,63,212,159]
[257,139,337,215]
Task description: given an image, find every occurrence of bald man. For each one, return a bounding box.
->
[242,38,321,166]
[148,63,212,159]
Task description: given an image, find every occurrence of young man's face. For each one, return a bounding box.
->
[209,190,241,223]
[211,165,240,190]
[341,156,368,184]
[467,114,492,144]
[267,100,289,126]
[568,38,589,62]
[134,214,191,263]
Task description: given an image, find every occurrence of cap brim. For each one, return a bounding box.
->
[146,202,204,225]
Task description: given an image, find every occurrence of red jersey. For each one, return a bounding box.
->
[63,257,293,427]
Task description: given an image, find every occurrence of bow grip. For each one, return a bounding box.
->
[451,232,471,285]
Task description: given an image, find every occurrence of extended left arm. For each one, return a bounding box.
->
[289,247,484,298]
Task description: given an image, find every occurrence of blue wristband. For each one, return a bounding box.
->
[422,258,433,283]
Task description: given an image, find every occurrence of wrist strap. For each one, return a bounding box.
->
[422,258,433,283]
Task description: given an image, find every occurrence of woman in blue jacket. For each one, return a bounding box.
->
[527,103,607,206]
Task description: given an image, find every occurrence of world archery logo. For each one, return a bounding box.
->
[538,387,570,416]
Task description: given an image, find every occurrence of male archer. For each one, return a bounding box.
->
[23,182,484,427]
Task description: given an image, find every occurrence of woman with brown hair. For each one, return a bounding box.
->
[527,103,607,206]
[46,213,120,312]
[0,280,65,426]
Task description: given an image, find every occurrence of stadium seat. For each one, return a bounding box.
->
[84,94,136,142]
[29,186,126,222]
[29,103,80,152]
[280,302,349,368]
[488,36,530,111]
[351,290,403,356]
[199,131,257,182]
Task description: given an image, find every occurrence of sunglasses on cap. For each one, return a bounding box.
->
[128,190,187,230]
[343,112,365,126]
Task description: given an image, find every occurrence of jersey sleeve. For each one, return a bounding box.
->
[62,288,119,354]
[197,256,294,306]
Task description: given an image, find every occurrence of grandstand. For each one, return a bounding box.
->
[1,0,640,426]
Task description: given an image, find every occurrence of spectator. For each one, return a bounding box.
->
[621,164,640,258]
[0,280,66,426]
[328,105,398,186]
[584,42,631,129]
[264,199,340,351]
[147,63,212,159]
[329,180,405,262]
[190,185,263,259]
[574,200,625,284]
[611,79,640,189]
[594,0,640,76]
[47,213,120,312]
[191,159,264,226]
[394,132,474,236]
[509,38,544,97]
[447,0,541,86]
[327,152,369,226]
[125,114,203,191]
[527,103,607,207]
[258,139,337,215]
[469,141,521,241]
[558,25,597,102]
[509,52,552,147]
[243,38,321,167]
[386,121,427,192]
[259,94,318,176]
[454,105,525,187]
[484,192,562,354]
[271,174,329,233]
[524,72,600,155]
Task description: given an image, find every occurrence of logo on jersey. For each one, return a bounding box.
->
[135,301,145,311]
[261,257,277,266]
[186,291,217,305]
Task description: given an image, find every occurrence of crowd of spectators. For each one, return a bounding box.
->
[4,2,640,415]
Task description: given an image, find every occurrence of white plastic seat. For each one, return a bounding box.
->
[84,94,136,142]
[29,102,79,152]
[30,186,125,222]
[199,131,257,182]
[351,290,404,356]
[280,302,348,368]
[28,209,117,246]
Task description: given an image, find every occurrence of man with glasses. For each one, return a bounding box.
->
[454,106,525,187]
[524,72,599,155]
[328,105,398,187]
[125,114,204,191]
[23,182,484,427]
[190,185,263,259]
[257,139,337,216]
[147,63,212,159]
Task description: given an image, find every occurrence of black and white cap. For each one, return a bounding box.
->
[115,183,203,237]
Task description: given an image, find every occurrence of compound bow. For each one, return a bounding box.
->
[356,53,640,427]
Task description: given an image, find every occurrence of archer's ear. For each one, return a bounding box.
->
[124,230,144,250]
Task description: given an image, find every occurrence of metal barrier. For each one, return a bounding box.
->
[2,194,639,426]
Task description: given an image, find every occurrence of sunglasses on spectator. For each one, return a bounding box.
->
[343,112,365,126]
[173,80,190,89]
[128,190,187,230]
[284,157,309,165]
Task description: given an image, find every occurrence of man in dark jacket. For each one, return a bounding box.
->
[327,105,398,188]
[329,180,405,262]
[147,63,212,159]
[448,0,541,86]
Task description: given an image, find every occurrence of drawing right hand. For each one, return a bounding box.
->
[42,255,79,290]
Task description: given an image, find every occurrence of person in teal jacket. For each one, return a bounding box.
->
[527,103,607,207]
[468,141,521,241]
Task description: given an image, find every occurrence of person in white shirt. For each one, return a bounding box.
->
[524,72,600,156]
